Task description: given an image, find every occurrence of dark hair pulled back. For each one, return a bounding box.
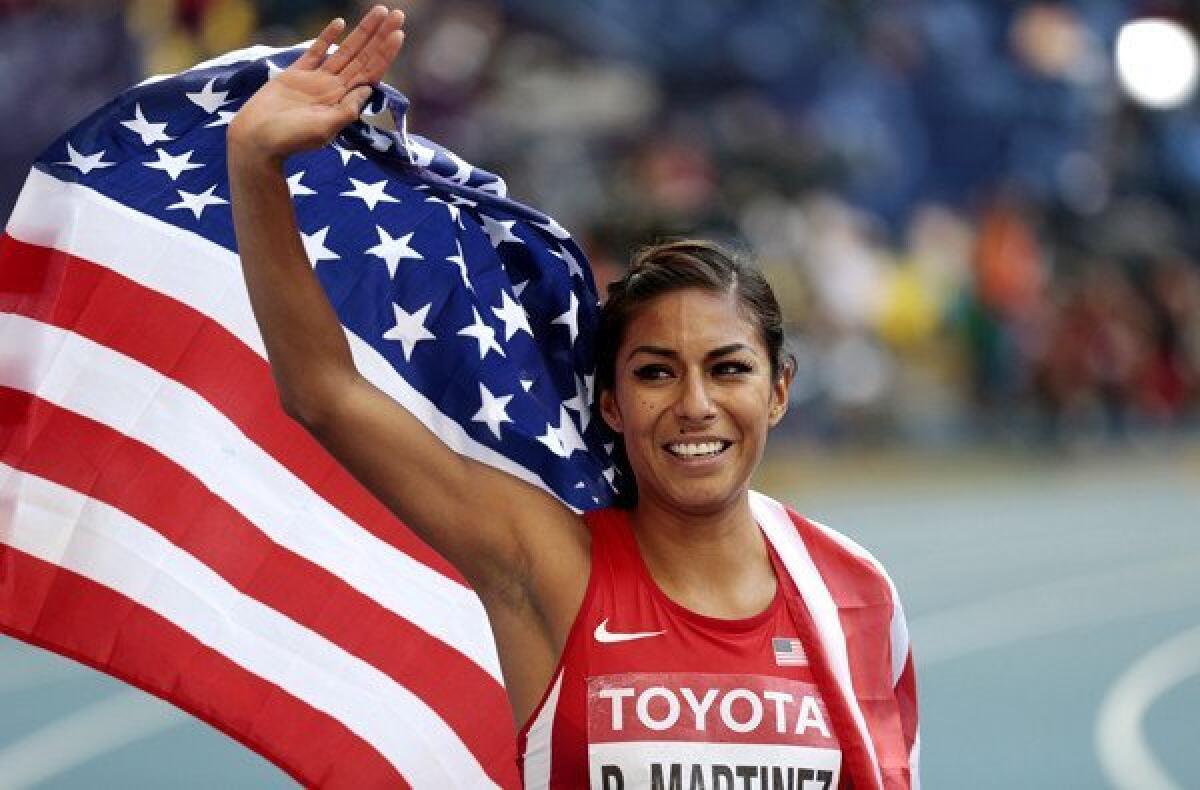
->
[593,239,790,508]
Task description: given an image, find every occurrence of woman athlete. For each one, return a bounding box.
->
[228,7,918,788]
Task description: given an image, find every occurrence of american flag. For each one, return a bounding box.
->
[773,637,808,667]
[0,43,615,788]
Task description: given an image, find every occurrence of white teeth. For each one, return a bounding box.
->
[667,441,726,458]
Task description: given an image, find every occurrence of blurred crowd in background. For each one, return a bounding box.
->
[3,0,1199,448]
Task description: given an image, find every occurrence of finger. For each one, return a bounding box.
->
[345,20,405,87]
[333,8,404,83]
[294,17,345,70]
[322,5,388,75]
[360,24,406,84]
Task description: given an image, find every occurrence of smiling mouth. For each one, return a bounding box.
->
[664,440,732,459]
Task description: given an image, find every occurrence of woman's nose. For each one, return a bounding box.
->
[674,372,717,423]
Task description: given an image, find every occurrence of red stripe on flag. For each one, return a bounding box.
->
[0,546,408,789]
[0,233,463,585]
[0,386,518,785]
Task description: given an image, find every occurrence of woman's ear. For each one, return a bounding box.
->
[768,358,796,427]
[599,389,623,434]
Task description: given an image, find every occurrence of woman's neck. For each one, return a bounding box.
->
[628,492,777,618]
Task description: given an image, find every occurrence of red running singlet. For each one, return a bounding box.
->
[518,508,847,789]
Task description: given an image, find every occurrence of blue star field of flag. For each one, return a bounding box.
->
[39,43,617,511]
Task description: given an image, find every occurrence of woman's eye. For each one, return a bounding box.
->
[714,361,753,376]
[633,365,672,380]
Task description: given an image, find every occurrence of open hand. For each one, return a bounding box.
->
[228,6,406,163]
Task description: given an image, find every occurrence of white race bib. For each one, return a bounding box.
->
[587,672,841,790]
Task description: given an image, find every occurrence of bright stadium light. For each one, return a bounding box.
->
[1115,18,1199,109]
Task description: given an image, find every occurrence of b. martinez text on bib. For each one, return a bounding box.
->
[587,672,840,789]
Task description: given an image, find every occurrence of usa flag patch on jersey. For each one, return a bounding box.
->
[773,638,808,667]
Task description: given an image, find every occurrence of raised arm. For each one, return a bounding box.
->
[225,8,586,605]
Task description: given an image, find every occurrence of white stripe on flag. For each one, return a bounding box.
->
[522,669,563,790]
[6,168,267,357]
[5,168,572,506]
[0,311,502,682]
[0,462,499,788]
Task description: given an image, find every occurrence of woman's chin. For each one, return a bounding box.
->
[645,479,746,517]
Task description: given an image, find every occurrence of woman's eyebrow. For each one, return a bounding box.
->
[627,345,678,360]
[705,343,753,359]
[626,342,754,361]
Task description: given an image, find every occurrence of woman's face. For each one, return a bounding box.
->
[599,287,791,517]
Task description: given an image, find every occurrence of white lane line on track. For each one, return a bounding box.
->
[907,552,1200,790]
[1094,623,1200,790]
[0,690,186,789]
[909,552,1200,666]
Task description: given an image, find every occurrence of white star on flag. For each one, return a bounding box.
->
[204,110,237,128]
[300,226,339,266]
[492,290,533,341]
[56,142,113,174]
[382,302,435,361]
[445,241,473,291]
[143,148,203,181]
[458,307,505,360]
[537,412,570,457]
[481,216,522,248]
[424,194,461,224]
[521,378,535,392]
[513,280,530,299]
[332,141,365,166]
[556,405,589,456]
[121,103,173,146]
[340,178,399,210]
[563,376,591,432]
[186,78,233,114]
[366,227,422,278]
[471,384,514,440]
[287,171,315,197]
[552,292,581,344]
[166,184,227,219]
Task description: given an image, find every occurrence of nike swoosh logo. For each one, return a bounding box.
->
[593,618,666,644]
